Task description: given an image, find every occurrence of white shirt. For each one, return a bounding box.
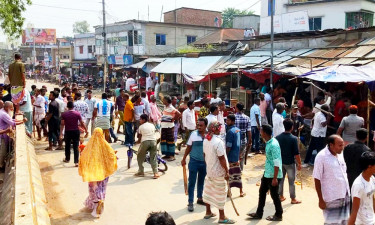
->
[250,104,261,127]
[33,95,46,114]
[85,98,97,119]
[182,108,196,130]
[313,146,350,202]
[125,78,135,92]
[55,98,65,115]
[272,112,285,137]
[141,97,151,116]
[95,99,113,117]
[313,96,332,113]
[138,122,156,142]
[210,97,222,104]
[203,135,229,178]
[146,77,152,90]
[217,110,226,135]
[134,103,145,120]
[351,174,375,225]
[311,112,327,137]
[206,114,218,127]
[265,93,273,110]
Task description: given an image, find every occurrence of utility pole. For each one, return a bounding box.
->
[102,0,107,91]
[270,0,274,93]
[57,39,60,73]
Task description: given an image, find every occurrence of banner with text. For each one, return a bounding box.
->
[260,11,309,35]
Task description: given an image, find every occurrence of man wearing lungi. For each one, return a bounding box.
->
[8,53,25,115]
[313,135,350,225]
[203,121,235,224]
[181,118,207,212]
[33,89,46,141]
[226,114,245,197]
[248,124,283,221]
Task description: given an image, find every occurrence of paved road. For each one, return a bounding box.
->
[31,80,324,225]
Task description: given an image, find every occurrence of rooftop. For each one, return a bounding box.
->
[94,19,221,29]
[163,7,221,14]
[193,29,247,45]
[287,0,375,6]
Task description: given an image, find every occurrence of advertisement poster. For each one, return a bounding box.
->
[22,28,57,44]
[107,55,133,65]
[259,11,309,35]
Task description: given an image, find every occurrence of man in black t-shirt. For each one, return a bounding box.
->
[275,119,302,204]
[45,91,60,150]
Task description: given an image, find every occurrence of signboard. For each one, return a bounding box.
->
[107,55,133,65]
[260,11,309,35]
[22,28,56,44]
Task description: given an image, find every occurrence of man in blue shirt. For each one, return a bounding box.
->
[226,114,245,197]
[248,124,283,221]
[250,98,261,154]
[181,118,207,212]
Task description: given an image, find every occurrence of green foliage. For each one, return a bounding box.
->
[177,44,216,54]
[73,20,90,34]
[222,7,254,28]
[0,0,32,39]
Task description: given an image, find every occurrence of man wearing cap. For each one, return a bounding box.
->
[290,104,304,137]
[8,53,26,115]
[337,105,364,144]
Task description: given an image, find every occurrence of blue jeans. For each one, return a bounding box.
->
[109,127,117,139]
[251,126,260,152]
[188,158,206,204]
[124,122,134,145]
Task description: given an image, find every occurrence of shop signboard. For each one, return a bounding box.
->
[22,28,57,44]
[107,55,133,65]
[260,11,309,35]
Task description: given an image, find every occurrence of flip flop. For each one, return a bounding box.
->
[291,200,302,204]
[218,218,236,224]
[203,213,216,219]
[247,213,262,219]
[280,197,286,202]
[240,193,246,197]
[266,215,282,221]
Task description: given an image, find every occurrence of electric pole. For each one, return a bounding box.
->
[270,0,274,93]
[102,0,107,91]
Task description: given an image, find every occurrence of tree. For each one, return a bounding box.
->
[73,20,90,34]
[0,0,32,39]
[222,7,254,28]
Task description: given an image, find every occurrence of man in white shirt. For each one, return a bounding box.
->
[141,92,151,116]
[125,76,136,92]
[33,88,46,140]
[272,103,285,137]
[250,98,261,153]
[348,151,375,225]
[313,135,350,225]
[84,90,97,135]
[182,100,196,148]
[205,104,218,126]
[146,75,153,91]
[312,93,332,114]
[303,104,329,167]
[135,114,159,179]
[210,91,222,105]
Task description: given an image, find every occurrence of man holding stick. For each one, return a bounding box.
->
[181,118,207,212]
[202,121,235,224]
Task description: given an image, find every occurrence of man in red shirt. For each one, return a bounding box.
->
[333,95,349,129]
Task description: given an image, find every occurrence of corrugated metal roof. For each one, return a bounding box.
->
[229,56,270,67]
[300,59,328,68]
[276,50,294,57]
[340,39,362,47]
[365,50,375,58]
[344,46,375,57]
[358,37,375,46]
[337,48,355,57]
[321,60,337,67]
[288,49,314,56]
[350,60,373,65]
[286,58,309,66]
[334,58,358,65]
[244,50,286,57]
[307,49,332,57]
[327,39,346,47]
[321,49,348,58]
[368,61,375,66]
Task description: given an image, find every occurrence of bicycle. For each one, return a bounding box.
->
[124,143,168,172]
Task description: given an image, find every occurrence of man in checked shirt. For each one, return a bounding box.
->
[235,102,252,170]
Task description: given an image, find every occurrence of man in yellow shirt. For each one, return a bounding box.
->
[123,93,134,146]
[8,53,26,114]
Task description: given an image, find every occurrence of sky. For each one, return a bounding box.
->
[0,0,261,43]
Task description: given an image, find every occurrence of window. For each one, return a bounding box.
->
[346,12,374,29]
[156,34,166,45]
[79,46,83,54]
[309,17,322,30]
[187,36,196,44]
[95,39,103,46]
[268,0,275,16]
[88,45,93,53]
[138,34,143,45]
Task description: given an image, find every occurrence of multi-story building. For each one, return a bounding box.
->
[260,0,375,31]
[73,33,96,61]
[94,19,220,64]
[51,38,73,69]
[164,7,222,27]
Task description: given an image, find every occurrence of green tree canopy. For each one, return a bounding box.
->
[73,20,90,34]
[222,7,254,28]
[0,0,32,39]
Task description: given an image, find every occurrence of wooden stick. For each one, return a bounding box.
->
[291,87,298,106]
[313,106,335,117]
[303,81,325,92]
[300,171,303,190]
[227,182,240,216]
[183,165,188,195]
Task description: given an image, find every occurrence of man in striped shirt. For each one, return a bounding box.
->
[92,93,113,142]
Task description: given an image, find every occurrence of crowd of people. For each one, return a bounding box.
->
[2,53,375,224]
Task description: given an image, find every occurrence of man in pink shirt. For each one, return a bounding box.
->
[259,93,268,125]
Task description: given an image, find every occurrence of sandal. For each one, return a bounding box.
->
[247,213,262,219]
[203,213,216,219]
[166,157,176,162]
[291,199,302,204]
[240,192,246,197]
[266,215,282,221]
[134,172,145,177]
[280,197,286,202]
[153,174,160,179]
[218,218,235,224]
[62,158,69,163]
[96,200,104,215]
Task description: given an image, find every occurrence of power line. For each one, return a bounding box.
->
[32,4,99,13]
[244,0,261,11]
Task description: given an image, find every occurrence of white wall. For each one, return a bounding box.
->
[74,37,95,60]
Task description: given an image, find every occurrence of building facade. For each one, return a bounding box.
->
[74,33,96,60]
[260,0,375,31]
[164,7,222,27]
[94,20,219,64]
[232,15,260,34]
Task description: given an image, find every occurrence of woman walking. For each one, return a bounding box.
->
[78,128,118,218]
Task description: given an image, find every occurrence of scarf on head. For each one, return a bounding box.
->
[78,128,118,182]
[205,121,222,141]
